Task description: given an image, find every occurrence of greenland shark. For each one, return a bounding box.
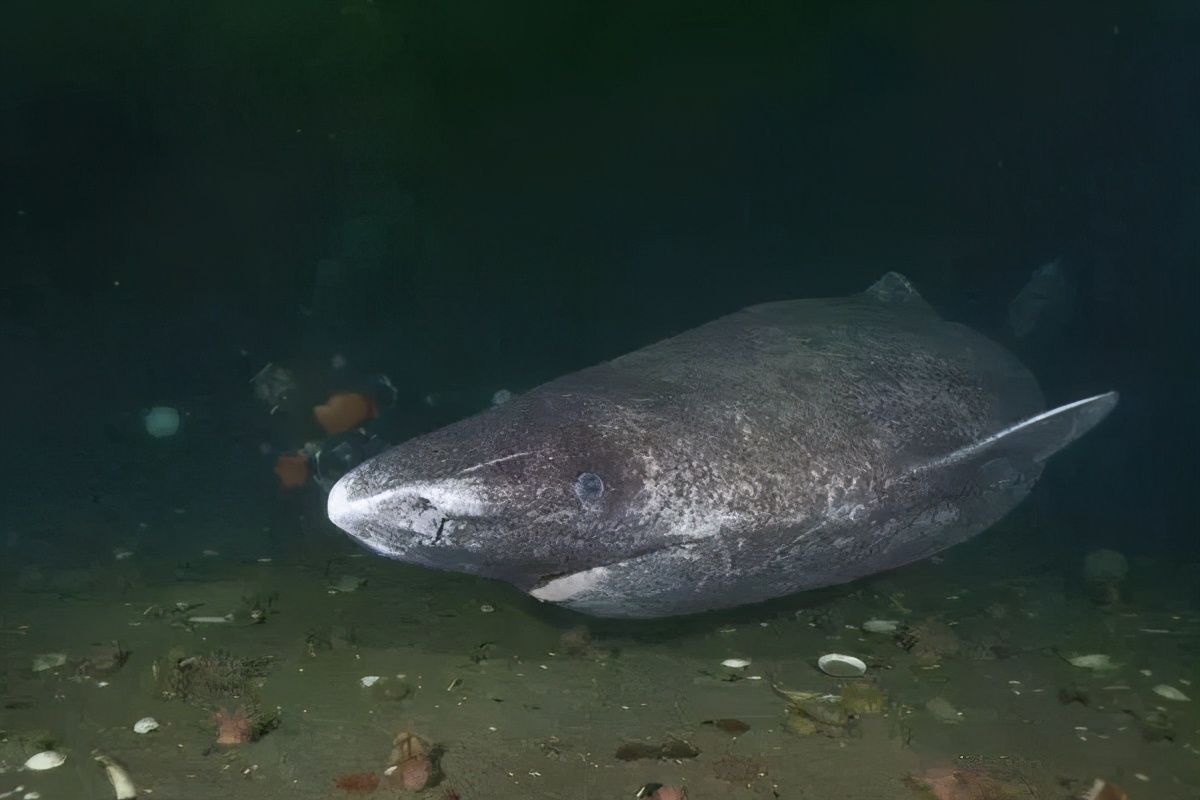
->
[327,273,1117,618]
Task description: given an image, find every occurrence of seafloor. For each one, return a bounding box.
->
[1,444,1196,800]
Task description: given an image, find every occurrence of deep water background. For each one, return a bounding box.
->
[0,1,1197,577]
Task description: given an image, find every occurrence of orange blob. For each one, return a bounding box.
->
[273,453,311,488]
[313,392,378,435]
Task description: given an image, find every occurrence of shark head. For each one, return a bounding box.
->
[327,386,710,598]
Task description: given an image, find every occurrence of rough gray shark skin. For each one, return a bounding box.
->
[328,274,1117,618]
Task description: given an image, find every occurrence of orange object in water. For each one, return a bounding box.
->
[274,453,311,488]
[314,392,378,435]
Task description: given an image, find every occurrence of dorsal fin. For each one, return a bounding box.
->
[912,391,1119,477]
[864,272,936,315]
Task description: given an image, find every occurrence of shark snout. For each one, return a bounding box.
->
[327,471,487,554]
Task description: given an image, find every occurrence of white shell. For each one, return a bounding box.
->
[133,717,160,734]
[1151,684,1190,702]
[360,675,381,687]
[720,658,751,669]
[817,653,867,677]
[861,619,900,634]
[23,750,66,770]
[1067,654,1116,670]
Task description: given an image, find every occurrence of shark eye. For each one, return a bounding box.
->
[574,472,604,502]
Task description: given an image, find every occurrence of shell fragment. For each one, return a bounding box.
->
[1151,684,1190,702]
[133,717,159,734]
[23,750,66,771]
[817,653,867,677]
[1067,654,1117,671]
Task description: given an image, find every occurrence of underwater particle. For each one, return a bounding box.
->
[144,406,180,438]
[721,658,751,669]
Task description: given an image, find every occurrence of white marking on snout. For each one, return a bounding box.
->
[458,451,535,475]
[328,477,488,540]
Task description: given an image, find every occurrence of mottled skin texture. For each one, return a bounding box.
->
[329,274,1116,617]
